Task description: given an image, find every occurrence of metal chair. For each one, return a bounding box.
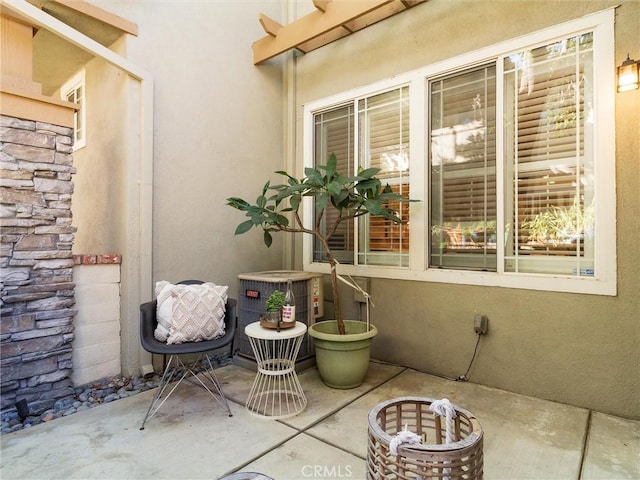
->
[139,280,236,429]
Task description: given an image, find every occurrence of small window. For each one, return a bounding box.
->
[61,70,86,151]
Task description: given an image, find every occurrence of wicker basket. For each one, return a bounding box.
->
[367,396,483,480]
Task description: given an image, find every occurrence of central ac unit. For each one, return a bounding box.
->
[234,270,324,369]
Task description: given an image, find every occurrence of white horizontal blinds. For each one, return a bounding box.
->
[504,33,595,275]
[357,87,410,267]
[429,65,497,270]
[313,105,355,264]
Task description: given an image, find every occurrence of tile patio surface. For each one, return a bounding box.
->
[1,361,638,480]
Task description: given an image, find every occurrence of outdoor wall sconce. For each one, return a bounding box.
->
[617,54,639,92]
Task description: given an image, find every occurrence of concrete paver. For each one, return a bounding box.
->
[1,362,638,480]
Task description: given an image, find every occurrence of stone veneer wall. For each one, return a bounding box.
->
[0,115,77,415]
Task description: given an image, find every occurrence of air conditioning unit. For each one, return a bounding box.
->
[234,270,324,369]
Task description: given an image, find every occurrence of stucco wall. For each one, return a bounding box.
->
[69,37,128,256]
[93,0,287,293]
[293,0,639,419]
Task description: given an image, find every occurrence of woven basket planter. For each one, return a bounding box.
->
[367,396,483,479]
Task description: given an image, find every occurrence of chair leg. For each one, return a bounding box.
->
[140,355,188,430]
[140,353,233,430]
[189,353,233,417]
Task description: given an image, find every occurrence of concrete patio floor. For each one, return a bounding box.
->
[1,361,638,480]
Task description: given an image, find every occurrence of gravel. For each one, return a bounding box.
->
[1,353,231,435]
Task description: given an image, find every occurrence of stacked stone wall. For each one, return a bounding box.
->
[0,115,77,415]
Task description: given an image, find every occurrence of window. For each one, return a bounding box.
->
[312,87,410,268]
[430,65,497,271]
[503,34,594,277]
[61,70,86,150]
[303,10,616,295]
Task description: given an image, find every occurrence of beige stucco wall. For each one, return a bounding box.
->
[293,0,639,419]
[70,37,128,255]
[100,0,286,287]
[83,1,287,375]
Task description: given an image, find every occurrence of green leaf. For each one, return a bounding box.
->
[226,197,250,210]
[304,168,323,186]
[326,153,337,179]
[290,194,301,211]
[275,171,297,182]
[327,180,343,196]
[235,220,254,235]
[274,213,289,226]
[356,167,380,179]
[355,178,379,194]
[315,193,329,211]
[364,199,383,215]
[263,231,273,247]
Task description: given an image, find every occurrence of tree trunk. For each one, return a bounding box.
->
[329,260,345,334]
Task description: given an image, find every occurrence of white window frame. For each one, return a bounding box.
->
[302,9,616,296]
[60,69,86,151]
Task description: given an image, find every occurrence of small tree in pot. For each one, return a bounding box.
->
[227,154,413,387]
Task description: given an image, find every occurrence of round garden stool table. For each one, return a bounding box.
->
[367,396,483,480]
[244,321,307,419]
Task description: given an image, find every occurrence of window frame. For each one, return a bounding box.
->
[302,9,616,296]
[60,69,86,151]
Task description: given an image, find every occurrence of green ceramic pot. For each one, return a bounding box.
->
[308,320,378,389]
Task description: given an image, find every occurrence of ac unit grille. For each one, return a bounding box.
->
[235,271,322,363]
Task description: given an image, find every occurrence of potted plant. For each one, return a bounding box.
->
[263,290,285,325]
[227,154,413,388]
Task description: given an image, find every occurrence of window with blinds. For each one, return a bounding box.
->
[313,105,355,263]
[429,65,497,270]
[312,86,410,267]
[304,10,614,294]
[504,33,594,276]
[358,87,410,267]
[429,32,594,276]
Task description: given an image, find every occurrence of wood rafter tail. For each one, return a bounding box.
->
[252,0,427,65]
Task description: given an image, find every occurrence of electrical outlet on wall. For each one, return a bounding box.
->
[474,314,488,334]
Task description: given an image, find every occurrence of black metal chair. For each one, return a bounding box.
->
[139,280,236,429]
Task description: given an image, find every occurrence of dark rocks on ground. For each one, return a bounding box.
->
[1,352,231,435]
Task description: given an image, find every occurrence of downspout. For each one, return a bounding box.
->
[283,0,297,270]
[3,0,155,377]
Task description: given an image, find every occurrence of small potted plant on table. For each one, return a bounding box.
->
[262,290,285,327]
[227,154,414,388]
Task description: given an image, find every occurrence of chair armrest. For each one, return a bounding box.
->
[225,298,237,338]
[140,300,158,352]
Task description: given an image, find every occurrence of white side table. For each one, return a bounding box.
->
[244,321,307,419]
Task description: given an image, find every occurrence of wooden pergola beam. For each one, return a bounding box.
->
[252,0,412,65]
[258,13,282,36]
[312,0,332,12]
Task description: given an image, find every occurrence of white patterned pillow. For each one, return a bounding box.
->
[167,283,228,344]
[154,281,175,342]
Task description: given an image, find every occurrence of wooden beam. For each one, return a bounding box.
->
[343,0,410,32]
[253,0,395,64]
[297,25,351,53]
[258,13,281,36]
[50,0,138,36]
[312,0,332,12]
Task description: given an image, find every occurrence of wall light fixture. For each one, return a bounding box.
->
[617,54,639,92]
